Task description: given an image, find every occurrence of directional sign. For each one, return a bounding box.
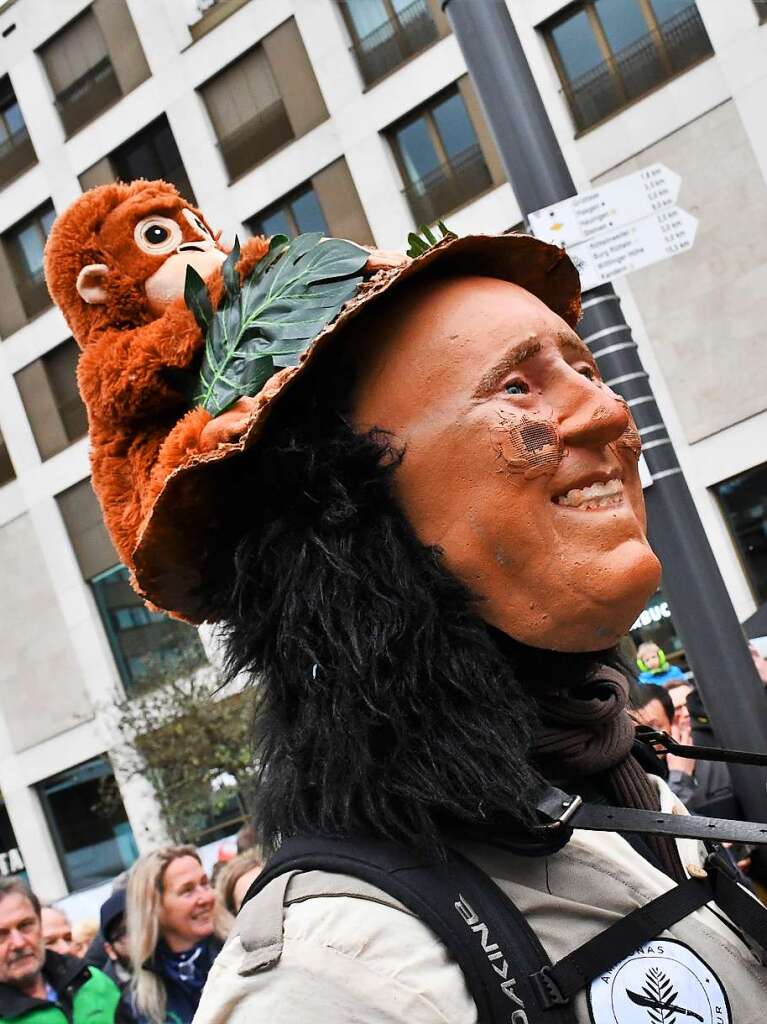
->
[566,207,698,292]
[528,163,681,248]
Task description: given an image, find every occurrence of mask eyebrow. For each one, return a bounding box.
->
[472,340,542,399]
[556,330,597,370]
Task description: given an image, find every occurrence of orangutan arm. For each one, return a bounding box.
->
[78,300,203,424]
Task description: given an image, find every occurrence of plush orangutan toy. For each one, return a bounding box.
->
[44,181,271,586]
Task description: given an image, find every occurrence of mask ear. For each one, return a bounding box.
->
[76,263,109,304]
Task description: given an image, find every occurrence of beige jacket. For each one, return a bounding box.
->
[194,780,766,1024]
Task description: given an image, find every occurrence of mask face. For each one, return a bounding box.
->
[351,275,660,652]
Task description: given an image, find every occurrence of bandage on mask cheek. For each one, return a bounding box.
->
[492,411,564,480]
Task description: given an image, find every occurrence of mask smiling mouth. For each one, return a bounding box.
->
[554,476,624,510]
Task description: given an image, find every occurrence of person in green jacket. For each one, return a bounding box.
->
[0,877,120,1024]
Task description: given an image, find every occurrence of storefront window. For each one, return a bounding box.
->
[713,464,767,604]
[629,587,687,668]
[38,757,137,891]
[0,803,26,879]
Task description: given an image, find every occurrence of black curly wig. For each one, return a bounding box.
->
[212,355,618,852]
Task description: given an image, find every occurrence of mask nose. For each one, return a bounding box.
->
[559,374,629,450]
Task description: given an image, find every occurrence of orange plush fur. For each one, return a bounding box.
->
[44,179,269,570]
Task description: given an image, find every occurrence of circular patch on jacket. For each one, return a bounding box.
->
[588,939,730,1024]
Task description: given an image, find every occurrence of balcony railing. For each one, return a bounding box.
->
[402,142,492,225]
[565,5,713,132]
[15,268,52,320]
[350,0,439,87]
[0,125,36,186]
[217,98,294,181]
[55,56,122,136]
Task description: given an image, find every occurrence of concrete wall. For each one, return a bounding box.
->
[594,100,767,445]
[0,512,92,750]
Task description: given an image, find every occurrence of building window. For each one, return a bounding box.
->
[15,339,87,461]
[390,84,492,225]
[80,115,196,203]
[54,477,205,691]
[713,464,767,604]
[91,565,206,692]
[0,76,36,186]
[38,756,138,891]
[544,1,714,133]
[341,0,441,87]
[200,18,328,182]
[250,182,329,238]
[248,158,374,245]
[629,587,686,666]
[0,427,14,487]
[201,43,293,181]
[2,201,55,322]
[39,8,122,137]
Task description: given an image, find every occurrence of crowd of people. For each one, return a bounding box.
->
[0,828,261,1024]
[631,639,767,894]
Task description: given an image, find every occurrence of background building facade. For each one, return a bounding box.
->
[0,0,765,901]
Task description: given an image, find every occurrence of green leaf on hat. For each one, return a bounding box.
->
[406,220,456,258]
[188,233,368,417]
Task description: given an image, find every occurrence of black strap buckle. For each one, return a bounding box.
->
[534,788,584,831]
[530,965,570,1008]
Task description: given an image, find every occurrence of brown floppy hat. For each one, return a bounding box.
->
[130,232,581,623]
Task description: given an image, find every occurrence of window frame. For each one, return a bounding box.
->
[387,82,493,224]
[543,0,713,134]
[37,755,137,893]
[390,84,472,188]
[3,201,55,321]
[110,115,196,204]
[90,563,206,693]
[338,0,442,88]
[248,180,329,239]
[712,463,767,606]
[39,7,122,137]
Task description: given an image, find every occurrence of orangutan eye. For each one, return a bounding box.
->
[134,216,183,255]
[144,224,169,245]
[504,379,529,396]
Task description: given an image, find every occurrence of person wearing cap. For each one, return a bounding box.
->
[99,891,131,996]
[44,184,767,1024]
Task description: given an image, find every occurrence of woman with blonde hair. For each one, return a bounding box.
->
[126,845,220,1024]
[213,848,262,940]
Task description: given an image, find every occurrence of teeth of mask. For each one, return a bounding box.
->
[557,479,623,506]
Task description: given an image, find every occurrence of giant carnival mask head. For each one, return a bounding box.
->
[44,180,659,649]
[351,275,660,652]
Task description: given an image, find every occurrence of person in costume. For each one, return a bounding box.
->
[44,182,767,1024]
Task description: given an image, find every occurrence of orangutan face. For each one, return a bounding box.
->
[75,199,226,315]
[352,275,660,652]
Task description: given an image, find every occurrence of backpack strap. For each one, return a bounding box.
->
[530,844,767,1009]
[241,834,577,1024]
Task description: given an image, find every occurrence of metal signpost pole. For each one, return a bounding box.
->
[442,0,767,818]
